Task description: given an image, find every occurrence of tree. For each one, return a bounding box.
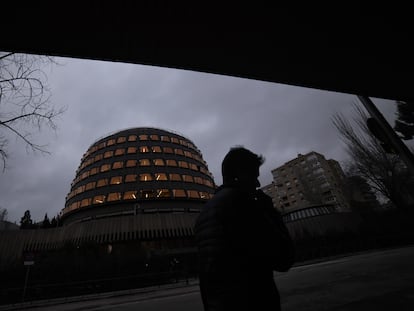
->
[394,100,414,140]
[0,207,7,221]
[42,213,51,228]
[20,209,34,229]
[0,52,65,171]
[332,104,413,209]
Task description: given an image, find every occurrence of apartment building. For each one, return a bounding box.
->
[262,151,350,213]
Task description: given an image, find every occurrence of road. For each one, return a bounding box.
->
[5,246,414,311]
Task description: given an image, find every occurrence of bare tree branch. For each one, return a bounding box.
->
[0,52,66,171]
[332,103,412,208]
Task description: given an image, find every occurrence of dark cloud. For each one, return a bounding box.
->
[0,57,402,223]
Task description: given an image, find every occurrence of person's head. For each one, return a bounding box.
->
[221,146,265,191]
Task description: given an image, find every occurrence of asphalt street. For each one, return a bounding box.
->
[2,245,414,311]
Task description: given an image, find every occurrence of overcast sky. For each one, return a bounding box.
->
[0,56,402,223]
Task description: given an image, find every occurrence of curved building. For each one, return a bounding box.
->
[0,128,216,276]
[62,127,216,224]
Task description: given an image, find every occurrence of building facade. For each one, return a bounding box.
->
[262,151,360,241]
[263,151,350,213]
[0,127,216,273]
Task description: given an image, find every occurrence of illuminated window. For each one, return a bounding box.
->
[150,134,159,140]
[112,161,123,169]
[155,173,168,181]
[175,148,184,156]
[101,164,111,172]
[179,161,189,168]
[95,154,103,162]
[161,136,170,142]
[128,135,137,142]
[115,148,125,156]
[104,151,114,158]
[141,190,155,199]
[188,190,200,198]
[80,198,91,207]
[169,173,181,181]
[153,159,165,166]
[163,147,174,153]
[139,134,148,141]
[124,191,137,200]
[127,147,137,154]
[194,177,203,184]
[182,175,194,182]
[173,189,186,197]
[117,136,126,143]
[107,139,116,146]
[110,176,123,184]
[93,195,106,204]
[152,146,162,153]
[171,137,179,144]
[97,179,108,187]
[140,174,153,181]
[85,182,96,190]
[90,167,99,175]
[71,201,80,210]
[156,189,171,198]
[139,159,151,166]
[125,174,137,182]
[204,179,214,187]
[189,163,198,171]
[81,171,89,179]
[76,185,85,194]
[98,142,106,149]
[126,160,137,167]
[179,139,187,146]
[199,192,209,199]
[166,159,177,166]
[107,192,122,201]
[184,151,192,158]
[140,146,149,153]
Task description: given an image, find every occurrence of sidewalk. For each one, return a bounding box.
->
[2,246,409,310]
[0,279,200,311]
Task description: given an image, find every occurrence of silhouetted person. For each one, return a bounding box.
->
[194,146,295,311]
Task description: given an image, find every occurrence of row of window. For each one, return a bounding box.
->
[63,189,213,215]
[84,134,198,159]
[283,206,336,222]
[67,173,215,200]
[79,146,205,172]
[72,158,212,186]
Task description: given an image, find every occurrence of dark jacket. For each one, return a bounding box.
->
[194,184,295,311]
